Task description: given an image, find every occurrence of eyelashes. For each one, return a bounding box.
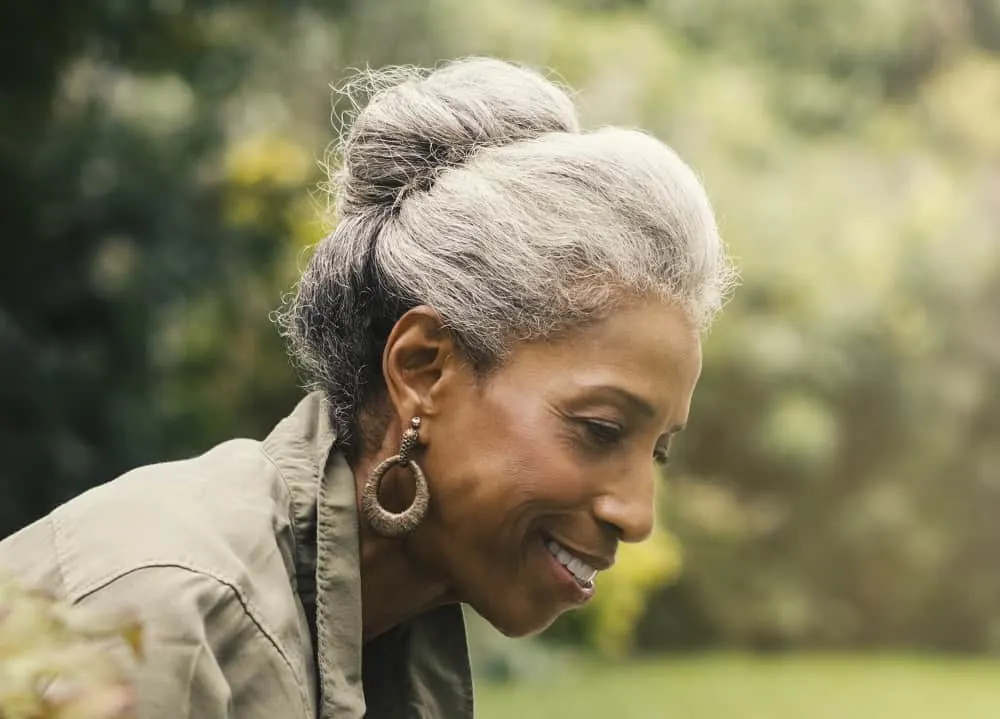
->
[580,418,623,446]
[577,418,671,467]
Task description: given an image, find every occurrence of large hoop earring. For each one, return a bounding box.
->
[361,417,430,538]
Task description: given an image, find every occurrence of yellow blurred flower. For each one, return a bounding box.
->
[224,135,313,188]
[583,527,683,658]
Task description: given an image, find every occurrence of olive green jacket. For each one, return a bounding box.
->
[0,393,474,718]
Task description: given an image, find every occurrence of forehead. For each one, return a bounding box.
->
[493,299,703,418]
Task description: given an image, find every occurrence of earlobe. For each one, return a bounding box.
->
[381,306,455,421]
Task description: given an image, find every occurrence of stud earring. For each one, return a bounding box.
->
[360,417,430,537]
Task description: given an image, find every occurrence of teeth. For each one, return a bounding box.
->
[545,539,598,586]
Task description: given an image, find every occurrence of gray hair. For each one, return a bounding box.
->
[277,57,736,448]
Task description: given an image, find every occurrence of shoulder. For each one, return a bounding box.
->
[54,438,311,654]
[78,565,313,718]
[47,438,285,599]
[0,436,315,700]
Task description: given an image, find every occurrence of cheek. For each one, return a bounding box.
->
[469,400,590,516]
[498,420,587,508]
[426,390,590,530]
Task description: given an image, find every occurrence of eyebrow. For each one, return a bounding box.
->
[592,384,686,434]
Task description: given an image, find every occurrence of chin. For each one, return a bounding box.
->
[475,602,566,639]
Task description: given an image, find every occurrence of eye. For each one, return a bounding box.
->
[579,418,624,447]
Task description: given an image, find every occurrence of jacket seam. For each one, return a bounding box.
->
[259,444,300,567]
[71,562,310,711]
[258,442,318,695]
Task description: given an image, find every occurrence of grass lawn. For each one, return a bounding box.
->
[475,654,1000,718]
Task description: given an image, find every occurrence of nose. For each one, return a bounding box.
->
[591,461,656,544]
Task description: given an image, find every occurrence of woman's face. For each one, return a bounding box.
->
[414,298,703,637]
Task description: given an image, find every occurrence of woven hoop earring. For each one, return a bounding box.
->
[361,417,430,538]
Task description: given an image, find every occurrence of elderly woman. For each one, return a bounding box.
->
[0,58,734,718]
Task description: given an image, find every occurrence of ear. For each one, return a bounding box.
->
[382,306,460,425]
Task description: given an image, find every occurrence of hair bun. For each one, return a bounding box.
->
[333,57,579,217]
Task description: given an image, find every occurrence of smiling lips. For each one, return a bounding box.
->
[545,539,599,588]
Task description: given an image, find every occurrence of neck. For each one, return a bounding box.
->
[349,438,456,642]
[356,528,453,642]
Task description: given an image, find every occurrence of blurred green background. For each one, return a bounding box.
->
[3,0,1000,715]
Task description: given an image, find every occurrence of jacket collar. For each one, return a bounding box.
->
[264,392,474,719]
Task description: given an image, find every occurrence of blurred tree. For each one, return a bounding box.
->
[0,1,342,536]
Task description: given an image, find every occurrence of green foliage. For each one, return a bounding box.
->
[0,1,337,536]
